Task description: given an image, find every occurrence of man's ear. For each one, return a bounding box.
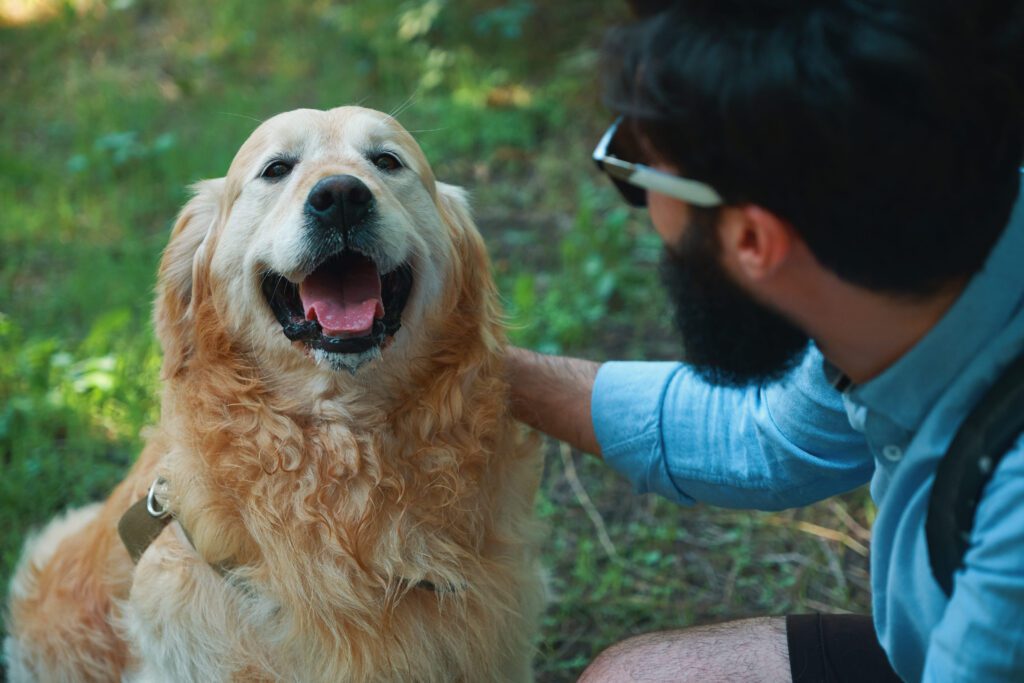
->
[719,204,796,282]
[154,178,224,377]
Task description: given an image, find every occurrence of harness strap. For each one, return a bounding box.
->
[926,348,1024,596]
[117,478,174,564]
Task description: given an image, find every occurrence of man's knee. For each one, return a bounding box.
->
[578,617,790,683]
[579,633,665,683]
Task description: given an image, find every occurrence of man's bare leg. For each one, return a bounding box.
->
[578,617,791,683]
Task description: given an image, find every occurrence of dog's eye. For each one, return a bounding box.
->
[372,152,403,173]
[260,160,294,180]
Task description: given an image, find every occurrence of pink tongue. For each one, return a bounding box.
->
[298,254,385,337]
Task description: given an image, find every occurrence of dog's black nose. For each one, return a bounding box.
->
[305,175,373,234]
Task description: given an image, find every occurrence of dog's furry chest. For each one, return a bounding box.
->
[118,438,543,683]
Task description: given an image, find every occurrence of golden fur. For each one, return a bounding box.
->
[4,106,545,682]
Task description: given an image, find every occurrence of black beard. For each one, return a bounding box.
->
[659,220,810,387]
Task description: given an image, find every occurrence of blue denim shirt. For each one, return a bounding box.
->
[592,175,1024,682]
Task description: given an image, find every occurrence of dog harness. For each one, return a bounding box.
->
[117,478,447,591]
[117,477,179,564]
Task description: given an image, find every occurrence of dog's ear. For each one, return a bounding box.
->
[436,182,488,294]
[154,178,224,378]
[435,182,474,235]
[435,182,502,350]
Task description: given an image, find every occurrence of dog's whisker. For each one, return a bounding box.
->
[386,90,420,122]
[217,111,266,125]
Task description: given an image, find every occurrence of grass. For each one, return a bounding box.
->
[0,1,873,679]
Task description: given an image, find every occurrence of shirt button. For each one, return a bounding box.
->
[882,445,904,462]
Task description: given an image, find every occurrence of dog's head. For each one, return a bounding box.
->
[155,107,496,385]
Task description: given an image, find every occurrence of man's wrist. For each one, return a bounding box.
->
[505,346,603,456]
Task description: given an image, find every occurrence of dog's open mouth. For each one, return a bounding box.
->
[261,251,413,355]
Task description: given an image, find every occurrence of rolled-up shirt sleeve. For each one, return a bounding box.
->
[592,346,874,510]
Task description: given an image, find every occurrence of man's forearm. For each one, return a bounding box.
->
[505,346,602,456]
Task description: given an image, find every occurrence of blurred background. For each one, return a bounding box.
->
[0,0,874,679]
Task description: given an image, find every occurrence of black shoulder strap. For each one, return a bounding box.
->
[926,348,1024,597]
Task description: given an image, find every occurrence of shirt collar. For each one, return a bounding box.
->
[834,173,1024,432]
[822,360,852,392]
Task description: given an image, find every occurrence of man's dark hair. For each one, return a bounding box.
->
[605,0,1024,295]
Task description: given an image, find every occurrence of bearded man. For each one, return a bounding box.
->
[508,1,1024,681]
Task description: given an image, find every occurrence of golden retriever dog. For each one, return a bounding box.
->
[4,106,545,682]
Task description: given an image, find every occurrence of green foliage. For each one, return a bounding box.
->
[533,449,873,678]
[504,182,665,354]
[67,130,178,175]
[0,309,159,589]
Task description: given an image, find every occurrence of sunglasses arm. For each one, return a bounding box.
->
[630,165,724,207]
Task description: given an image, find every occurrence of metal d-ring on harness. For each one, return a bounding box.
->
[146,478,170,519]
[926,348,1024,597]
[117,477,174,564]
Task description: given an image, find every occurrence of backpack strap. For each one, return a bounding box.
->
[925,348,1024,597]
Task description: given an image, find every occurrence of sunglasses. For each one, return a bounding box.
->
[592,116,724,208]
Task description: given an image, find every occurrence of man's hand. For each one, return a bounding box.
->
[505,346,603,457]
